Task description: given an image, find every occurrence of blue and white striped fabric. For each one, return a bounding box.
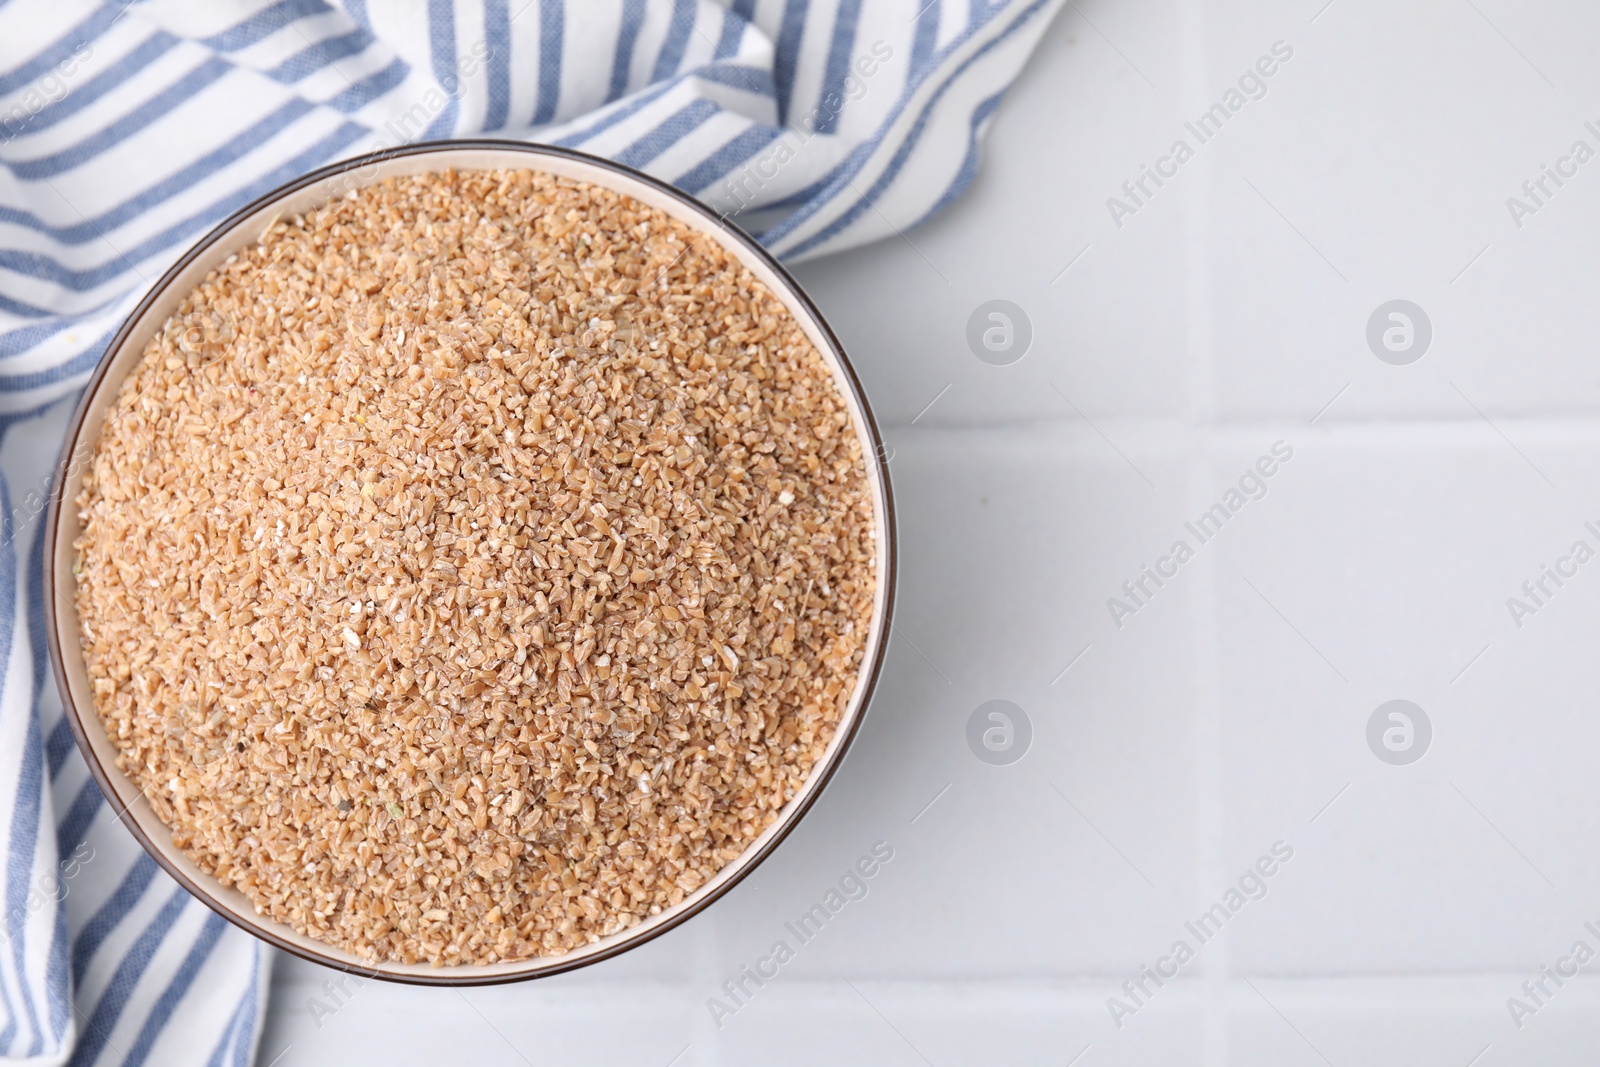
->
[0,0,1062,1061]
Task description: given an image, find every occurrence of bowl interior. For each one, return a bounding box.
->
[45,143,894,984]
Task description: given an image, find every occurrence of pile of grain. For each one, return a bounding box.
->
[73,168,876,966]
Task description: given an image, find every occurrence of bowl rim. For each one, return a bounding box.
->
[42,138,898,986]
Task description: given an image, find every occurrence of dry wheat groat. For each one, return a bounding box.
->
[73,168,875,966]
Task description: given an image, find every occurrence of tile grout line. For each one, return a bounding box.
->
[269,970,1600,992]
[691,891,723,1067]
[1193,457,1230,1067]
[1175,0,1227,1060]
[874,415,1600,447]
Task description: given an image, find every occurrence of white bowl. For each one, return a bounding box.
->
[44,141,896,985]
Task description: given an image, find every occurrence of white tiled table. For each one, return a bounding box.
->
[256,3,1600,1063]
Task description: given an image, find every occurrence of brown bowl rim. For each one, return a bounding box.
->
[42,138,897,986]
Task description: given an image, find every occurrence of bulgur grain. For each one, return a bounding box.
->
[73,169,875,966]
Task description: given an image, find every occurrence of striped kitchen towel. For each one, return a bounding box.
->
[0,0,1063,1062]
